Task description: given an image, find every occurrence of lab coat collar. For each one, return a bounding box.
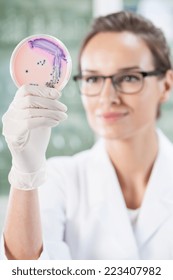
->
[87,138,139,259]
[88,130,173,257]
[135,130,173,248]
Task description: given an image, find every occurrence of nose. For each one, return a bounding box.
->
[99,77,121,105]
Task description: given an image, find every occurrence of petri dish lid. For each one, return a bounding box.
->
[10,34,72,90]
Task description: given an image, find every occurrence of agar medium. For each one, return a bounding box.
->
[10,34,72,90]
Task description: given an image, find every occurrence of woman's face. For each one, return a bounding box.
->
[80,32,169,140]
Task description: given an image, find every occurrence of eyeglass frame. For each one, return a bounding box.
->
[73,69,166,96]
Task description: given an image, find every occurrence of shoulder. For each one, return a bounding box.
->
[42,140,106,211]
[46,139,104,174]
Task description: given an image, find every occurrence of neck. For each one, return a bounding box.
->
[104,126,158,208]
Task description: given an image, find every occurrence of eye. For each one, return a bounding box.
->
[120,74,141,83]
[84,76,100,84]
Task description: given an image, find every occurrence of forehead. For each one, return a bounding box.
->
[81,32,154,73]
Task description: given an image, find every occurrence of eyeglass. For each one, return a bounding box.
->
[73,69,165,96]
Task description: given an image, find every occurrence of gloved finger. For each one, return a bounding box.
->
[2,116,60,138]
[14,85,61,100]
[24,117,60,129]
[12,108,68,122]
[13,95,67,112]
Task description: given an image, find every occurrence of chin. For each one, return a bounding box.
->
[95,127,128,141]
[93,122,143,141]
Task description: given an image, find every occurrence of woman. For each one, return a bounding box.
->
[1,11,173,259]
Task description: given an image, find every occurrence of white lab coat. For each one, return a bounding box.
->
[38,129,173,260]
[1,129,173,259]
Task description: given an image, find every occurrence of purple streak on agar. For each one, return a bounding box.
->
[28,38,67,86]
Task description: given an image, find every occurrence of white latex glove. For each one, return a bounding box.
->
[2,85,67,190]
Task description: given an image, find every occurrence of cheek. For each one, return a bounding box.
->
[127,87,160,123]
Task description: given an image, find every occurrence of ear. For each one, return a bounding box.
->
[159,69,173,104]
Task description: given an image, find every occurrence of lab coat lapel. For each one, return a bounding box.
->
[88,140,139,259]
[135,131,173,248]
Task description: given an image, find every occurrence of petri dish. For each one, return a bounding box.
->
[10,34,72,90]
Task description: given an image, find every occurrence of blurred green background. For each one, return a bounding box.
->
[0,0,173,232]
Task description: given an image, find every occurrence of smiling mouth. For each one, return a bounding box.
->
[97,111,129,122]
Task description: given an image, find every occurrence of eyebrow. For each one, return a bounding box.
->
[81,66,141,74]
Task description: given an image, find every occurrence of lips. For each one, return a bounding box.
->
[96,111,129,122]
[102,112,128,118]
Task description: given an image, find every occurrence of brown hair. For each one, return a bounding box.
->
[78,11,172,118]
